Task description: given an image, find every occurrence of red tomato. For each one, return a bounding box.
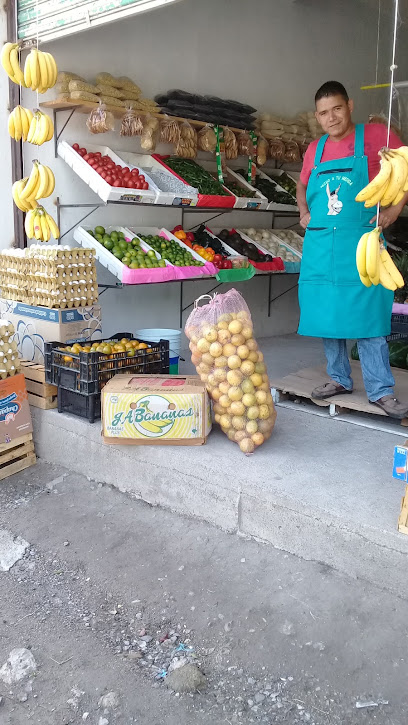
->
[72,143,80,151]
[139,175,145,183]
[134,180,142,189]
[101,155,109,162]
[126,180,135,188]
[224,260,233,269]
[95,166,103,174]
[101,172,107,179]
[131,168,139,176]
[213,254,223,264]
[123,173,132,182]
[83,153,90,161]
[79,148,87,156]
[94,152,101,157]
[105,176,113,185]
[113,179,122,187]
[142,182,149,190]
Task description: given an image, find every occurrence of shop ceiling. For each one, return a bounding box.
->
[16,0,184,43]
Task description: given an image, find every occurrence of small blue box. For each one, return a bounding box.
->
[393,444,408,481]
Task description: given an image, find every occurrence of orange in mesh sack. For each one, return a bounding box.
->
[185,290,276,454]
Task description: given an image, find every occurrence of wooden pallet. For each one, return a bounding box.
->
[20,359,57,410]
[271,361,408,426]
[398,485,408,535]
[0,433,36,481]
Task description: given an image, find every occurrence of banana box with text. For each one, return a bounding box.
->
[0,373,32,445]
[102,375,212,446]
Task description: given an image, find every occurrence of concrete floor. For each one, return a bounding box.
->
[32,334,408,596]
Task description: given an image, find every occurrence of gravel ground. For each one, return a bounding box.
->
[0,460,407,724]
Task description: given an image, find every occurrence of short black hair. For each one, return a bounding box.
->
[315,81,349,105]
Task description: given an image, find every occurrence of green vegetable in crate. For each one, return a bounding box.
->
[214,177,256,198]
[277,172,297,198]
[164,157,229,196]
[237,169,295,205]
[351,340,408,369]
[138,233,204,267]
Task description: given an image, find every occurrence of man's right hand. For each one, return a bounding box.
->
[300,212,311,229]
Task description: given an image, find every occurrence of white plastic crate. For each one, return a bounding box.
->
[197,160,268,210]
[58,141,158,204]
[118,152,198,207]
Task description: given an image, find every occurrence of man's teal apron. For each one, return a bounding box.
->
[298,123,393,339]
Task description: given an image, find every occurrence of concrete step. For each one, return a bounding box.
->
[32,402,408,597]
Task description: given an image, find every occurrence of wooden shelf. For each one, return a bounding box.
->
[40,99,249,135]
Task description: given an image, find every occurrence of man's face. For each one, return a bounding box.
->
[315,94,354,138]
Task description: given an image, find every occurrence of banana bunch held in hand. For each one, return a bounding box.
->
[13,161,55,212]
[8,107,53,145]
[356,227,404,291]
[1,43,57,91]
[25,206,60,242]
[355,147,408,208]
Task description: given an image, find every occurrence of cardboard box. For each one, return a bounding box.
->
[393,442,408,481]
[102,374,212,446]
[0,300,102,365]
[0,373,33,445]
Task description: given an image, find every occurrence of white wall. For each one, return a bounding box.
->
[16,0,408,340]
[0,8,15,250]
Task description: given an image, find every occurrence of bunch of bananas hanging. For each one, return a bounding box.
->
[356,227,404,290]
[25,206,60,242]
[24,48,57,92]
[355,147,408,208]
[8,106,33,142]
[1,43,57,91]
[27,110,54,145]
[13,162,55,212]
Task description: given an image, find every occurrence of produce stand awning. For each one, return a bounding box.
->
[17,0,183,43]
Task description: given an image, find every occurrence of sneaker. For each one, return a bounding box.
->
[371,395,408,420]
[311,381,353,400]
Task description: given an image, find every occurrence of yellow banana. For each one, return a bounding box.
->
[23,52,32,88]
[42,166,55,197]
[12,179,31,211]
[8,111,15,139]
[392,148,408,191]
[356,232,370,277]
[34,211,42,240]
[19,106,31,141]
[140,420,163,434]
[366,227,380,283]
[38,51,48,90]
[13,106,22,141]
[359,273,372,287]
[392,189,405,206]
[24,209,36,238]
[378,258,397,291]
[40,212,50,242]
[1,43,17,81]
[9,45,25,86]
[45,114,54,142]
[20,162,39,200]
[380,247,405,288]
[355,154,392,203]
[34,163,49,200]
[33,112,48,145]
[44,52,57,86]
[45,212,60,239]
[27,113,38,144]
[381,152,408,207]
[29,48,39,90]
[363,179,389,208]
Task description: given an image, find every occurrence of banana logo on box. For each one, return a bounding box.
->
[133,396,175,437]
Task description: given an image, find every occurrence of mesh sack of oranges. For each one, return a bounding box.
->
[185,290,276,454]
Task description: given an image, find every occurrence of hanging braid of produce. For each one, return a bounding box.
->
[1,41,60,241]
[355,147,408,290]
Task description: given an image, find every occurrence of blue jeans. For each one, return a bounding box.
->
[323,337,395,402]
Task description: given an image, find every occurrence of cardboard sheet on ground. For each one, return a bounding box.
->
[270,361,408,417]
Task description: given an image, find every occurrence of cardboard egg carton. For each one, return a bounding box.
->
[0,321,21,379]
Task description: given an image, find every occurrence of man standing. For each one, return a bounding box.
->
[297,80,408,419]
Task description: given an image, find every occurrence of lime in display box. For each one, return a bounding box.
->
[0,300,102,365]
[102,375,212,446]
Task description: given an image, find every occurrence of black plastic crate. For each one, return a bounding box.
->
[390,313,408,337]
[57,387,101,424]
[45,333,169,395]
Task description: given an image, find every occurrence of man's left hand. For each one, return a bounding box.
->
[370,202,405,229]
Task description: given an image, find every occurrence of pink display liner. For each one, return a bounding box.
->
[121,230,217,284]
[392,303,408,315]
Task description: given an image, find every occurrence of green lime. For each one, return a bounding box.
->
[110,231,119,242]
[129,261,139,269]
[104,239,114,250]
[95,234,103,243]
[119,240,128,251]
[95,226,105,236]
[118,231,125,239]
[131,237,140,246]
[159,260,166,268]
[87,229,95,237]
